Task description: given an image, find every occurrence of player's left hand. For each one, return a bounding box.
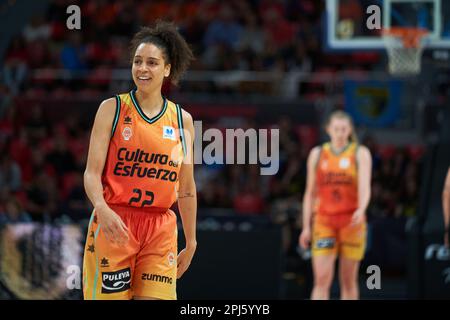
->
[351,209,366,226]
[177,243,197,279]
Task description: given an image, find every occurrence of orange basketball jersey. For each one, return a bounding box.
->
[101,89,187,211]
[315,142,358,216]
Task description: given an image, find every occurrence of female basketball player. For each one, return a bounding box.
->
[299,110,372,300]
[82,21,196,300]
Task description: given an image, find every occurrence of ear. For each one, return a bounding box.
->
[164,64,171,78]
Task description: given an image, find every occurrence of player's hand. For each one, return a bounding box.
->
[177,243,196,279]
[299,228,311,250]
[351,209,366,226]
[95,204,129,246]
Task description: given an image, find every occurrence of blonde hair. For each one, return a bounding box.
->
[325,110,358,143]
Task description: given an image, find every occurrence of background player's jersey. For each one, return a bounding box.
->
[101,89,186,210]
[315,141,358,216]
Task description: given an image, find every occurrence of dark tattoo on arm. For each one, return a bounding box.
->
[178,192,196,199]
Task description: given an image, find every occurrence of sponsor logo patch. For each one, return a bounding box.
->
[168,252,175,266]
[122,127,132,141]
[101,267,131,293]
[163,126,176,141]
[315,238,336,249]
[141,273,173,284]
[339,157,350,169]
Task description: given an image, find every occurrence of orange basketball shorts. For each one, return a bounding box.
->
[311,213,367,261]
[82,204,178,300]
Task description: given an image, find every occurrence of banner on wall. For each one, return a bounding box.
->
[344,80,402,127]
[0,223,83,300]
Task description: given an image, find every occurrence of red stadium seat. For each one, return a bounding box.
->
[378,144,396,160]
[407,145,425,161]
[61,172,78,200]
[295,124,319,150]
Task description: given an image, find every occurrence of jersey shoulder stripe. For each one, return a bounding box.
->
[176,104,187,157]
[111,95,121,137]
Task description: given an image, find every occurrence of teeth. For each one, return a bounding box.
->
[138,77,150,80]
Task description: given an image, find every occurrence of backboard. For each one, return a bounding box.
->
[325,0,450,50]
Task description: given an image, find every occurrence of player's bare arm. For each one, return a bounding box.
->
[299,146,321,250]
[176,109,197,279]
[351,145,372,225]
[84,98,129,246]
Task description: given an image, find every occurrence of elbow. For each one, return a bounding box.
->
[83,169,91,184]
[84,169,101,186]
[83,170,91,192]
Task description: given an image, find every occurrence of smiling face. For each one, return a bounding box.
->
[131,42,171,93]
[326,116,353,147]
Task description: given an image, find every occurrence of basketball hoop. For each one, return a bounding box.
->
[383,27,429,76]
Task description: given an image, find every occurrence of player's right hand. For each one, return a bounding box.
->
[95,204,129,246]
[299,228,311,250]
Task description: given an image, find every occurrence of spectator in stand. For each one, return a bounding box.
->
[60,32,87,71]
[2,36,28,95]
[0,85,14,119]
[24,105,50,144]
[397,179,419,218]
[110,0,137,37]
[45,134,77,176]
[0,196,32,224]
[202,4,243,69]
[276,116,300,166]
[198,179,217,209]
[233,172,265,215]
[262,7,296,51]
[23,15,51,43]
[61,172,91,222]
[25,170,58,222]
[203,4,242,49]
[0,154,22,192]
[0,104,18,141]
[237,13,265,56]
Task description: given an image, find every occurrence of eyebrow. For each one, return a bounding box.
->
[134,55,161,60]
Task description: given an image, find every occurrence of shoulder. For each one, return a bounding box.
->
[179,106,193,125]
[167,99,193,124]
[97,97,118,115]
[92,97,120,130]
[310,145,322,157]
[356,144,371,159]
[174,105,194,130]
[308,145,322,164]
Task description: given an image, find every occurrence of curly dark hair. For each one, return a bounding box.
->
[129,20,194,85]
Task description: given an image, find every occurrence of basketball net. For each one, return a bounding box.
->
[383,27,428,76]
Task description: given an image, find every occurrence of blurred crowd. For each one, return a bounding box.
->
[1,0,383,99]
[0,104,90,223]
[0,102,423,226]
[0,0,423,226]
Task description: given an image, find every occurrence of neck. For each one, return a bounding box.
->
[330,140,349,152]
[135,89,164,116]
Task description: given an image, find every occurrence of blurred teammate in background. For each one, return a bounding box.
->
[83,21,197,300]
[299,110,372,300]
[443,168,450,247]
